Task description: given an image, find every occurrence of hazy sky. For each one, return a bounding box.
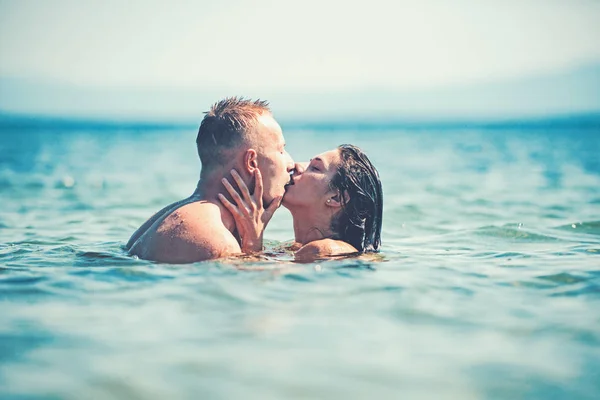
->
[1,0,599,118]
[2,0,600,90]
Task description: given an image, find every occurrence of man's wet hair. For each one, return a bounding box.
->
[329,144,383,252]
[196,97,270,173]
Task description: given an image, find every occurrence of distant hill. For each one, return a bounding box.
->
[1,63,599,121]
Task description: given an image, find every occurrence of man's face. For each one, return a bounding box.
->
[253,114,295,205]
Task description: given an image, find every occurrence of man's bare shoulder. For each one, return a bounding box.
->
[157,202,230,242]
[126,198,190,249]
[130,201,241,263]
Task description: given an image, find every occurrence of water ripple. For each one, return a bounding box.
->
[2,124,600,399]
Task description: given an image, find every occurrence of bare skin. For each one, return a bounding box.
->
[219,149,359,263]
[219,169,281,254]
[292,238,358,263]
[126,195,240,263]
[284,149,359,261]
[126,114,294,264]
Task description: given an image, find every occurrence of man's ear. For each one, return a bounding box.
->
[325,191,349,208]
[244,149,258,173]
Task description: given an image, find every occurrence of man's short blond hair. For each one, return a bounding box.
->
[196,97,271,171]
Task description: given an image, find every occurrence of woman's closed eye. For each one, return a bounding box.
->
[308,157,326,172]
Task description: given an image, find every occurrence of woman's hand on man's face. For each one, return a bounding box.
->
[218,168,283,254]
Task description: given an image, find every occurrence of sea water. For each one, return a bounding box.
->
[1,116,599,399]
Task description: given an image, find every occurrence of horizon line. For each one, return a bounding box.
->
[1,110,599,131]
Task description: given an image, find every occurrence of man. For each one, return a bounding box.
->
[126,97,295,263]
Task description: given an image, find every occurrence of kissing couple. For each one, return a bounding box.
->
[126,97,383,263]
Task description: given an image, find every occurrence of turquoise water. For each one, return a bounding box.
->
[1,117,600,399]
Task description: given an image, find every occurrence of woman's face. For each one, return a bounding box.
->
[283,148,341,209]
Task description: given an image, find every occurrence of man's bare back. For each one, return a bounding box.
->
[126,198,241,264]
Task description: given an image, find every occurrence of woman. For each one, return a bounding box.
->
[218,144,383,261]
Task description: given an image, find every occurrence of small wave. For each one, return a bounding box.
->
[554,221,600,236]
[0,275,46,285]
[332,261,377,271]
[549,283,600,298]
[0,244,80,264]
[0,273,53,298]
[329,260,378,278]
[473,225,563,242]
[8,239,63,246]
[69,266,173,283]
[74,250,141,267]
[537,272,588,285]
[282,272,314,283]
[470,251,532,259]
[0,245,31,258]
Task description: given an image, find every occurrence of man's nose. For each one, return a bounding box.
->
[286,152,295,171]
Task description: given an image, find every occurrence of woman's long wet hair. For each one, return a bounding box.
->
[329,144,383,252]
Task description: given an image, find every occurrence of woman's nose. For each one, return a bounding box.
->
[294,162,308,174]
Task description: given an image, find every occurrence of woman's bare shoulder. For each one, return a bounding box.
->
[294,239,358,262]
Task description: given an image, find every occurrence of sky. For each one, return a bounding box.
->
[1,0,600,119]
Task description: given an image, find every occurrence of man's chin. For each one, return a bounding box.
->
[264,192,284,208]
[266,183,293,207]
[263,197,275,208]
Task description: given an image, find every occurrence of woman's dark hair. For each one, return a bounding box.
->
[329,144,383,252]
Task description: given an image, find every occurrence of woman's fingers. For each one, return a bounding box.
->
[264,195,283,219]
[254,169,264,209]
[221,177,248,214]
[217,193,242,219]
[230,170,253,207]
